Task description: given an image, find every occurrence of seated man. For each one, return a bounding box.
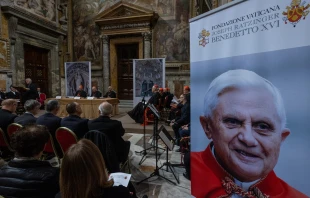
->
[0,124,59,197]
[103,86,116,98]
[192,69,307,198]
[36,100,62,157]
[60,102,88,139]
[14,99,41,126]
[178,123,190,138]
[75,85,87,98]
[88,102,130,164]
[6,85,20,99]
[91,86,102,98]
[0,99,18,137]
[170,94,190,145]
[37,87,46,109]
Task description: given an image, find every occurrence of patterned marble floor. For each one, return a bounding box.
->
[124,133,191,198]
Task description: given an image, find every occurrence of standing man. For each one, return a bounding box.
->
[24,78,39,102]
[192,69,307,198]
[0,99,18,137]
[103,86,116,98]
[91,86,102,98]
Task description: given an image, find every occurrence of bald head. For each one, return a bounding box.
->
[25,78,32,85]
[98,102,112,116]
[108,86,112,91]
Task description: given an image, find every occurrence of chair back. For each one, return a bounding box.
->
[56,127,78,154]
[0,128,13,152]
[7,123,23,140]
[39,93,46,100]
[84,130,120,173]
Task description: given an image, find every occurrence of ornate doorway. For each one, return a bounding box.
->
[116,43,139,100]
[24,44,49,95]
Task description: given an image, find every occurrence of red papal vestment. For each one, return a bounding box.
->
[191,143,307,198]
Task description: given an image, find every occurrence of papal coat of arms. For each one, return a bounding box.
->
[283,0,310,27]
[198,29,210,47]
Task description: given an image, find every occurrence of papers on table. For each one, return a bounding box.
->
[87,97,94,100]
[108,172,131,187]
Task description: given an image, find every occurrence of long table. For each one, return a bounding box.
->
[45,98,119,119]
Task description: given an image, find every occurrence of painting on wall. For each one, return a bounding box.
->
[156,0,176,20]
[14,0,57,22]
[65,62,91,97]
[0,38,10,68]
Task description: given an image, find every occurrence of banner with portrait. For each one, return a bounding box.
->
[190,0,310,196]
[133,58,165,107]
[65,62,91,97]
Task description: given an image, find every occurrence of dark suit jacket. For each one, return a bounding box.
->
[0,92,6,100]
[175,102,190,126]
[36,113,62,157]
[103,91,116,98]
[75,90,87,98]
[60,115,88,139]
[0,109,17,136]
[148,92,160,106]
[91,91,102,98]
[6,91,20,99]
[88,116,126,159]
[14,113,36,126]
[24,83,39,101]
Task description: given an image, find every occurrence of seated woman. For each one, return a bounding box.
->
[0,124,60,197]
[59,139,139,198]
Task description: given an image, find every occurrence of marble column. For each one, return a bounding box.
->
[142,32,152,58]
[101,35,110,94]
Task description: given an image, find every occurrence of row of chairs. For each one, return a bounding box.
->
[0,124,130,173]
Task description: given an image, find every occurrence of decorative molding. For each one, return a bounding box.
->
[8,16,18,41]
[101,22,150,30]
[142,31,152,41]
[101,35,109,44]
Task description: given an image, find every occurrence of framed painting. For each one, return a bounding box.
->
[0,38,10,68]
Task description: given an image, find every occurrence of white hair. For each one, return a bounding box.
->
[98,102,112,116]
[203,69,286,128]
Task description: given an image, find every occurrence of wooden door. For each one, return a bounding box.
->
[116,43,139,100]
[24,45,49,96]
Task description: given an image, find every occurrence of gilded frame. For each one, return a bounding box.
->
[0,38,10,68]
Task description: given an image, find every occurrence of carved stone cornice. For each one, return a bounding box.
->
[1,5,66,37]
[142,32,152,41]
[101,22,150,30]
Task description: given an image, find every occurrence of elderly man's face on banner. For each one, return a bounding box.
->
[200,87,290,182]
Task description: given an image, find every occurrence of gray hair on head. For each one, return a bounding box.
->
[24,99,41,111]
[98,102,112,116]
[203,69,286,128]
[46,100,59,112]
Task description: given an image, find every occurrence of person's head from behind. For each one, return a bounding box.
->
[24,99,41,115]
[2,99,18,113]
[66,102,82,116]
[46,100,60,115]
[60,139,113,198]
[10,124,49,159]
[98,102,112,116]
[199,69,290,182]
[159,88,163,95]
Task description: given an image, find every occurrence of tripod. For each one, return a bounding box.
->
[137,116,176,185]
[135,102,164,165]
[159,146,179,184]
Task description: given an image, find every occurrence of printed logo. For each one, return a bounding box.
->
[282,0,310,27]
[198,29,210,47]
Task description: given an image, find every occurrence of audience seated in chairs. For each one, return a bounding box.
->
[60,102,88,139]
[5,85,20,99]
[168,94,184,121]
[88,102,130,164]
[14,99,41,126]
[58,139,140,198]
[0,124,60,198]
[91,86,102,98]
[36,100,62,158]
[0,99,18,137]
[37,87,46,109]
[170,94,190,146]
